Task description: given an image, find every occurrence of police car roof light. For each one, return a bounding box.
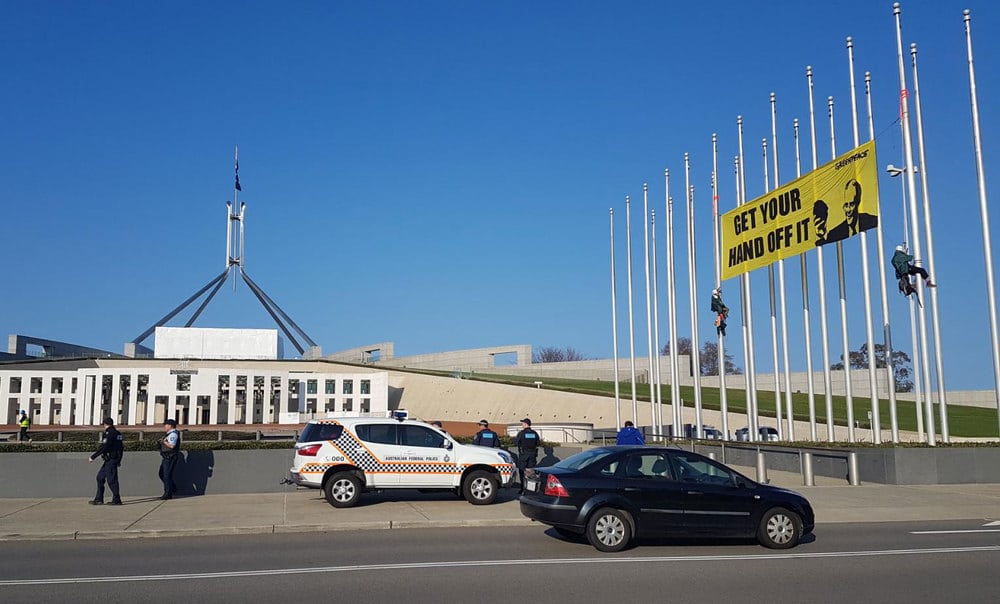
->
[392,410,408,422]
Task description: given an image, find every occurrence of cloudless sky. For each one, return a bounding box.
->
[2,1,998,390]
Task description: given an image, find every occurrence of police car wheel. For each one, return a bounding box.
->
[586,507,633,553]
[463,470,498,505]
[324,472,362,508]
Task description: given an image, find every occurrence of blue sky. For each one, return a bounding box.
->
[2,1,998,390]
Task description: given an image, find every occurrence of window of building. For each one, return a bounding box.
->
[71,377,78,394]
[30,377,43,394]
[325,380,335,394]
[360,380,371,395]
[343,398,353,412]
[307,380,317,395]
[9,377,21,393]
[177,374,191,391]
[52,377,64,394]
[361,398,370,413]
[342,380,354,395]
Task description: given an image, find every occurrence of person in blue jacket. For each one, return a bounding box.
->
[472,420,500,447]
[616,420,645,445]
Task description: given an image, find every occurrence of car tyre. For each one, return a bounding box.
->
[757,507,802,549]
[463,470,499,505]
[324,472,362,508]
[586,507,633,553]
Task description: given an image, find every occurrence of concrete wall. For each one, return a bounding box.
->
[0,446,585,498]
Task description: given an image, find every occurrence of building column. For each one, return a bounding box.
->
[127,373,139,427]
[227,374,237,425]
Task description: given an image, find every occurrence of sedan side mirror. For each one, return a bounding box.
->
[441,440,453,450]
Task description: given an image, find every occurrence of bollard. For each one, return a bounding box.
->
[801,451,815,486]
[708,451,717,461]
[57,431,64,443]
[138,431,144,441]
[218,431,223,442]
[256,430,262,441]
[848,451,861,486]
[721,442,727,464]
[756,448,768,484]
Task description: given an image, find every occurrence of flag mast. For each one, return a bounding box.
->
[642,183,657,434]
[686,154,704,438]
[712,134,730,440]
[625,195,639,424]
[651,208,664,437]
[737,117,760,440]
[771,94,795,441]
[665,171,683,438]
[794,118,819,440]
[763,137,784,438]
[609,208,622,431]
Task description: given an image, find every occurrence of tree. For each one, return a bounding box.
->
[662,337,742,376]
[532,346,588,363]
[831,342,913,393]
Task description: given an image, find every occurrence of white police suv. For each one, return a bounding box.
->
[289,416,517,507]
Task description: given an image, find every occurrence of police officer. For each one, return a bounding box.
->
[472,419,500,448]
[158,419,182,500]
[18,410,31,443]
[88,417,123,505]
[513,418,540,486]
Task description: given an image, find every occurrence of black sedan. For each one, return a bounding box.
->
[519,446,814,552]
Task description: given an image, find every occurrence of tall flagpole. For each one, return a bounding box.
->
[610,208,622,430]
[737,117,759,440]
[686,154,704,438]
[736,155,753,441]
[666,171,682,438]
[642,183,657,433]
[772,94,794,440]
[866,72,900,442]
[232,145,241,291]
[828,95,856,443]
[713,134,730,440]
[763,138,784,438]
[625,195,640,424]
[900,171,926,442]
[847,37,882,444]
[651,208,664,438]
[808,67,836,441]
[910,42,949,443]
[894,2,936,445]
[794,118,818,440]
[964,9,1000,438]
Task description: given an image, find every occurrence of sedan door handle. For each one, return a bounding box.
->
[624,487,642,492]
[685,490,704,496]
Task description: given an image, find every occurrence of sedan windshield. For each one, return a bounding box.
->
[553,448,615,471]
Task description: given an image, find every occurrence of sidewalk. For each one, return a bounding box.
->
[2,469,999,541]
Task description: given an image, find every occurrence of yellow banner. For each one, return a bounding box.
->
[721,140,879,281]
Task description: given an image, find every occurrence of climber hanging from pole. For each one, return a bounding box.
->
[891,243,935,299]
[710,287,729,337]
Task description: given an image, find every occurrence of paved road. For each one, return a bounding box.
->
[1,521,998,603]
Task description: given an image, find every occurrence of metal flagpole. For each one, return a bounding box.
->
[651,208,664,438]
[610,208,622,430]
[666,171,683,438]
[807,67,836,441]
[737,117,759,440]
[866,72,900,443]
[794,118,818,441]
[772,94,795,440]
[642,183,657,433]
[964,9,1000,439]
[686,155,704,438]
[828,95,856,443]
[848,37,883,444]
[625,195,640,424]
[910,42,949,443]
[762,138,784,438]
[232,146,241,291]
[894,2,936,445]
[736,155,752,441]
[713,134,730,440]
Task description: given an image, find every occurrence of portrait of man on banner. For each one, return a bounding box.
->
[823,178,879,245]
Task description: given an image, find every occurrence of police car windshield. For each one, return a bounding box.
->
[552,448,615,471]
[299,423,344,443]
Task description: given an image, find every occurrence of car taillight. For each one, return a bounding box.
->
[297,444,321,457]
[543,474,570,497]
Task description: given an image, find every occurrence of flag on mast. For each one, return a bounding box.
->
[235,146,242,192]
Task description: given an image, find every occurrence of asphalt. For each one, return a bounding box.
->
[1,466,998,541]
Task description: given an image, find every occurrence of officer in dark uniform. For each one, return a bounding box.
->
[472,419,500,448]
[159,418,182,500]
[88,417,124,505]
[513,417,540,487]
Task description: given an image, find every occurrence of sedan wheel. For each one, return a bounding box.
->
[758,507,802,549]
[586,507,633,553]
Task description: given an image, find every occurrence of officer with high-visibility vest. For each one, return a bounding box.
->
[18,410,31,443]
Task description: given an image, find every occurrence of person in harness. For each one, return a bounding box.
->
[710,288,729,336]
[891,244,935,297]
[88,417,124,505]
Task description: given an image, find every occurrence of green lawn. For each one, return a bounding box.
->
[447,370,1000,439]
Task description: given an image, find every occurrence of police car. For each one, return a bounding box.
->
[289,416,517,507]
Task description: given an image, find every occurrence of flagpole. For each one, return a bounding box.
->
[866,71,900,443]
[794,118,818,441]
[847,37,882,444]
[771,94,795,441]
[964,9,1000,439]
[686,155,704,438]
[808,67,836,441]
[651,207,664,438]
[736,155,752,441]
[642,183,657,434]
[713,134,730,440]
[894,2,936,445]
[232,145,241,291]
[626,195,640,424]
[763,137,783,438]
[910,42,949,443]
[610,208,622,431]
[737,117,759,440]
[666,170,682,438]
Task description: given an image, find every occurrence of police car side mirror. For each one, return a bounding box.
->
[442,440,453,450]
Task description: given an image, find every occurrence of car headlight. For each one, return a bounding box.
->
[497,451,513,464]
